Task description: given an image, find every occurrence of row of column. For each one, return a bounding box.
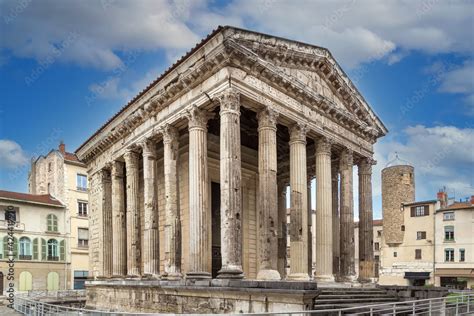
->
[97,86,374,281]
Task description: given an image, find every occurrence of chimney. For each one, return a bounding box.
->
[470,195,474,206]
[59,141,65,155]
[437,189,447,208]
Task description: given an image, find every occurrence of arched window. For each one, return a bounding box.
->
[47,214,58,232]
[19,237,32,259]
[47,239,58,261]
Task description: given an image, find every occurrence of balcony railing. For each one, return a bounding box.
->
[0,220,25,230]
[19,255,32,260]
[47,256,59,261]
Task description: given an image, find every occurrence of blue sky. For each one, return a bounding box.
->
[0,0,473,219]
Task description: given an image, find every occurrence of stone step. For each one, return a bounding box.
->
[319,290,388,295]
[318,294,394,299]
[312,300,401,311]
[314,297,399,305]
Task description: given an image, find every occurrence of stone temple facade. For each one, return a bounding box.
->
[76,26,387,313]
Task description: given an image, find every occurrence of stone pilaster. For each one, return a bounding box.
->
[162,124,182,280]
[315,137,334,281]
[288,123,309,280]
[186,106,213,279]
[277,181,287,279]
[358,157,375,281]
[307,176,313,277]
[256,107,280,280]
[100,168,113,278]
[124,149,141,277]
[140,139,159,278]
[331,162,340,279]
[339,148,355,280]
[217,88,244,279]
[111,161,127,277]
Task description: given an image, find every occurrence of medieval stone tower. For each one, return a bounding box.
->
[381,155,415,245]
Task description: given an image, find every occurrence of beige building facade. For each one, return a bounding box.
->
[29,142,89,289]
[434,194,474,289]
[76,26,387,313]
[0,191,69,292]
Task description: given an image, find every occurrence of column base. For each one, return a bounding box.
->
[110,274,126,279]
[287,272,311,281]
[313,274,335,283]
[142,273,161,280]
[256,269,281,280]
[185,272,212,280]
[217,267,244,279]
[163,272,183,281]
[125,274,141,280]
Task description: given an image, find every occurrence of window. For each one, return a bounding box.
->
[445,249,454,262]
[460,249,465,262]
[47,214,58,232]
[47,183,51,194]
[4,209,16,222]
[76,174,87,191]
[48,162,52,172]
[415,249,422,259]
[73,270,89,289]
[417,231,427,240]
[411,205,429,217]
[78,228,89,248]
[19,237,32,260]
[401,225,405,231]
[374,242,380,251]
[377,230,382,237]
[443,212,455,221]
[394,252,397,257]
[444,226,454,241]
[78,201,88,216]
[47,239,58,260]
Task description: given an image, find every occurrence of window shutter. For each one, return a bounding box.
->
[78,228,89,240]
[41,238,47,260]
[33,238,38,260]
[2,236,7,259]
[410,207,415,217]
[60,240,65,261]
[47,215,52,231]
[12,237,18,259]
[424,205,429,215]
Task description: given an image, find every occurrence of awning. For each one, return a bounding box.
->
[435,268,474,278]
[404,272,431,280]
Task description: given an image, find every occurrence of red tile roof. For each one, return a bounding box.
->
[440,202,473,211]
[0,190,64,207]
[64,151,84,164]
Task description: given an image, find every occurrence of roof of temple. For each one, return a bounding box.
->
[0,190,64,207]
[76,25,388,159]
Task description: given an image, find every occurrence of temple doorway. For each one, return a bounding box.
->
[211,182,221,278]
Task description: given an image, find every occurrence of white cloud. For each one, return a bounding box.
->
[373,125,474,210]
[437,60,474,112]
[0,139,29,169]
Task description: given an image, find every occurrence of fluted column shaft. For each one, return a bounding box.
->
[124,149,141,277]
[358,157,375,281]
[307,177,313,277]
[256,107,280,280]
[288,123,309,280]
[331,163,340,279]
[277,182,287,279]
[162,125,182,279]
[111,161,127,277]
[100,169,113,277]
[187,106,212,279]
[141,140,159,278]
[217,88,244,279]
[315,137,334,281]
[339,148,355,279]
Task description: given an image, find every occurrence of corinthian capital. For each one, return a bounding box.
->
[257,106,279,130]
[339,148,353,168]
[138,138,156,158]
[218,87,240,114]
[358,157,375,175]
[124,148,139,168]
[186,105,214,130]
[316,136,332,155]
[289,122,308,143]
[161,124,179,144]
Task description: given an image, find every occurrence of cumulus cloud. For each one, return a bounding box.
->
[437,60,474,112]
[373,125,474,209]
[0,139,29,169]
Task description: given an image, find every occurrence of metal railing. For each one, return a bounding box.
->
[11,292,474,315]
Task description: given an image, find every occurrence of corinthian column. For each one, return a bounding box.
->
[331,162,340,279]
[111,161,126,277]
[141,139,159,278]
[217,88,244,279]
[162,124,182,280]
[339,148,355,280]
[288,123,309,280]
[100,168,113,278]
[358,157,375,281]
[277,181,287,279]
[124,149,141,277]
[186,106,213,279]
[256,107,280,280]
[315,137,334,281]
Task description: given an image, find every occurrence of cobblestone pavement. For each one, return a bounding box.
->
[0,305,22,315]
